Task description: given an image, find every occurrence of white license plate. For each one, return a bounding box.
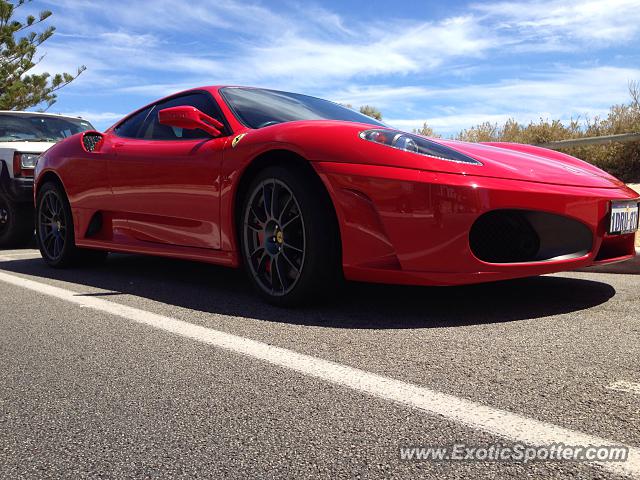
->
[609,200,640,234]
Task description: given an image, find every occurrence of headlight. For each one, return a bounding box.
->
[359,129,482,166]
[19,153,40,169]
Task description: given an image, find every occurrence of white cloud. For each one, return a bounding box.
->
[30,0,640,92]
[332,86,437,109]
[31,0,640,98]
[22,0,640,136]
[387,114,515,134]
[57,111,123,122]
[365,66,640,135]
[116,83,214,97]
[34,0,500,92]
[430,66,640,112]
[47,111,124,130]
[242,15,499,85]
[474,0,640,45]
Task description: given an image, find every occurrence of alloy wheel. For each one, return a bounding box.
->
[38,191,67,260]
[243,179,306,296]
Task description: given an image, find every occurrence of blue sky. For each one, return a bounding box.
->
[23,0,640,135]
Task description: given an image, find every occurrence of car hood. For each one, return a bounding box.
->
[435,139,624,188]
[0,141,56,154]
[242,121,625,189]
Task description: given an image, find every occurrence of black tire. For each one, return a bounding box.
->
[239,164,341,306]
[36,181,108,268]
[0,195,34,249]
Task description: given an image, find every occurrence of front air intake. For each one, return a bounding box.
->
[470,209,593,264]
[470,210,540,263]
[82,132,104,153]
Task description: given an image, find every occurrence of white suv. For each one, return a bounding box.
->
[0,111,95,248]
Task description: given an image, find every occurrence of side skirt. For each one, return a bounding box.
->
[76,238,239,268]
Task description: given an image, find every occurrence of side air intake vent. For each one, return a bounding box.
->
[85,211,103,238]
[82,132,104,153]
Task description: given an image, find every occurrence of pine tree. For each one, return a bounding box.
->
[0,0,85,110]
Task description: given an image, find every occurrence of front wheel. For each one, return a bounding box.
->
[36,182,107,267]
[240,165,341,306]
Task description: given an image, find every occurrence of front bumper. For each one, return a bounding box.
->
[314,162,639,286]
[0,161,34,204]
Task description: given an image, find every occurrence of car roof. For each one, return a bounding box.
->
[0,110,88,121]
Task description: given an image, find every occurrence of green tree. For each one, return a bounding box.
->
[0,0,85,110]
[359,105,382,120]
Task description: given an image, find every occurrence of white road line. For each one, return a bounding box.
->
[0,270,638,478]
[608,381,640,395]
[0,252,40,260]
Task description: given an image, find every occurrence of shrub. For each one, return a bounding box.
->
[455,82,640,183]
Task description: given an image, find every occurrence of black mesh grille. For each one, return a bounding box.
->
[470,210,540,263]
[82,133,102,152]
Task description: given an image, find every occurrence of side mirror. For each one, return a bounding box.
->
[158,106,224,137]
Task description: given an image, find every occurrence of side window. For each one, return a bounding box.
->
[140,93,226,141]
[113,106,153,138]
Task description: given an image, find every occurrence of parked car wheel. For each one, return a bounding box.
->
[36,182,107,267]
[240,165,341,306]
[0,195,33,249]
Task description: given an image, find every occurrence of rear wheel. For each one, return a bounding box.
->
[240,165,341,306]
[0,195,34,249]
[36,182,107,267]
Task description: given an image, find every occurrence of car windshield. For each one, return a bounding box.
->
[220,87,387,129]
[0,114,95,142]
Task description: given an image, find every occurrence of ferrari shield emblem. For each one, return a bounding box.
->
[232,133,247,148]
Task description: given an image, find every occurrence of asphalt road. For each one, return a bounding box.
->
[1,248,639,479]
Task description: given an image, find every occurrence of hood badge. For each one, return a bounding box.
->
[232,133,247,148]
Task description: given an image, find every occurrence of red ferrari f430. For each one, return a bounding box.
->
[34,87,640,305]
